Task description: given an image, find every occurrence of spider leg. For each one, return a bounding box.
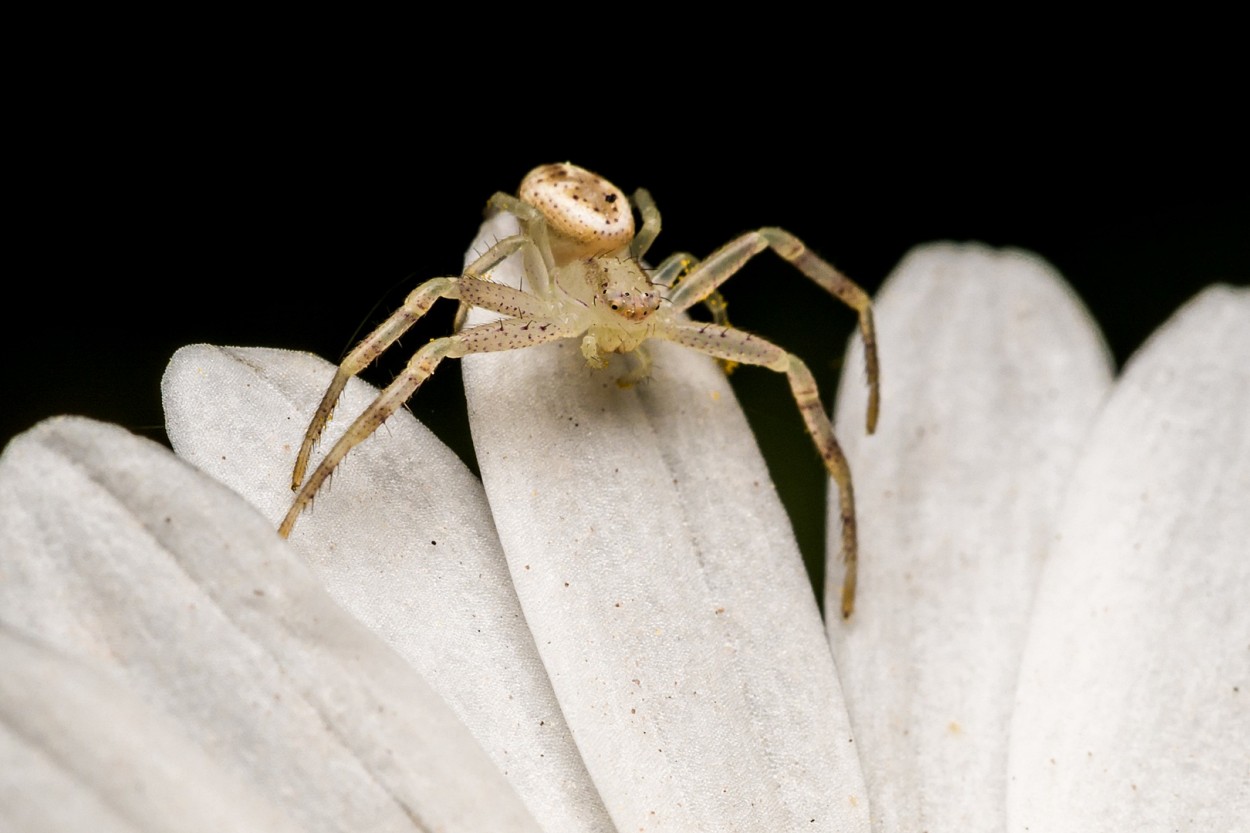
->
[281,315,574,538]
[658,320,862,619]
[650,252,697,288]
[629,188,661,260]
[652,252,731,324]
[702,289,738,375]
[462,192,560,335]
[290,235,531,492]
[453,232,551,332]
[652,251,737,373]
[667,228,879,434]
[485,193,556,284]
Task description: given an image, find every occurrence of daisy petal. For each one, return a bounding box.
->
[462,214,869,831]
[162,345,613,833]
[0,417,543,832]
[1,625,303,833]
[1008,285,1250,827]
[829,244,1114,830]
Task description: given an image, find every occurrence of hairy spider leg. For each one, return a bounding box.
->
[657,320,862,619]
[628,188,661,260]
[454,197,555,334]
[668,227,880,434]
[484,193,557,290]
[648,250,732,325]
[290,235,536,492]
[650,252,736,379]
[629,193,733,328]
[649,252,698,288]
[281,314,574,538]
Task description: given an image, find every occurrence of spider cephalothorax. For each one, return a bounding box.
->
[284,163,879,617]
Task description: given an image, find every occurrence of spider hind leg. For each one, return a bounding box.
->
[659,320,861,618]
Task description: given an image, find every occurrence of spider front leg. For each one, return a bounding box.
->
[629,188,661,260]
[630,190,731,330]
[290,236,531,492]
[485,193,556,290]
[281,314,573,538]
[650,251,696,288]
[653,251,734,329]
[652,250,739,373]
[659,321,862,619]
[668,227,879,434]
[627,190,732,331]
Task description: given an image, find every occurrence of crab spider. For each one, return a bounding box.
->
[283,163,880,618]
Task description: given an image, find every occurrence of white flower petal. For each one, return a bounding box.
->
[0,417,543,832]
[0,625,303,833]
[462,213,869,831]
[162,345,613,833]
[1008,285,1250,828]
[829,244,1114,830]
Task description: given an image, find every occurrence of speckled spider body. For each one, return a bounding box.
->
[283,163,879,617]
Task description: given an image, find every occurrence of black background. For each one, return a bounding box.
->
[7,64,1245,599]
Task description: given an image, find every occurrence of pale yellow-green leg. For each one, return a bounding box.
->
[630,192,731,314]
[453,233,552,332]
[282,315,573,538]
[652,252,731,323]
[652,251,736,372]
[651,252,697,287]
[659,320,861,618]
[700,289,737,374]
[668,227,879,434]
[485,192,556,285]
[291,236,530,492]
[457,197,555,331]
[629,188,661,260]
[290,277,456,492]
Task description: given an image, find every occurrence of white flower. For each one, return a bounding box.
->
[1,234,1245,831]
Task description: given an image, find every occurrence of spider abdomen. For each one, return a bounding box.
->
[520,163,634,259]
